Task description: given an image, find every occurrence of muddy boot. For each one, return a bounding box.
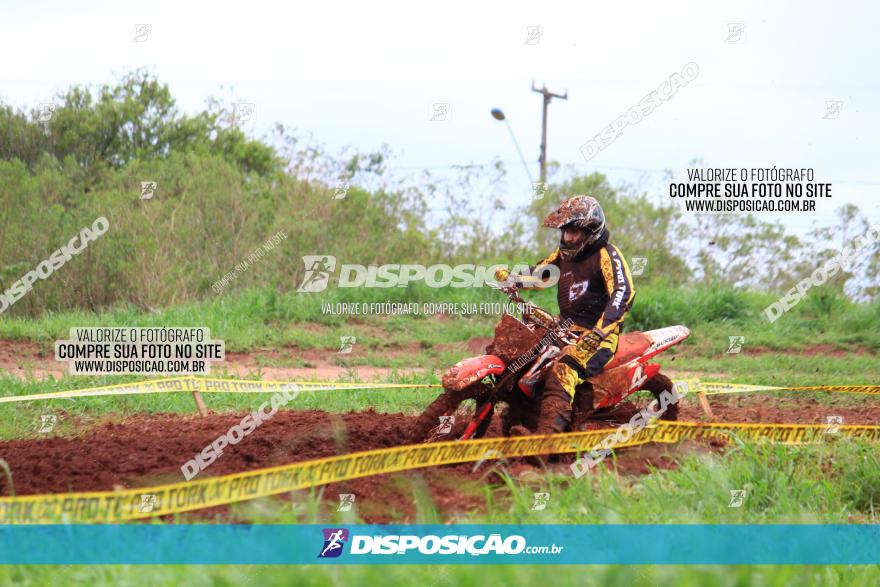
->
[503,398,538,437]
[571,382,595,429]
[508,425,532,437]
[535,387,573,435]
[514,384,571,466]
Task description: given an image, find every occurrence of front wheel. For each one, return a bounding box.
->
[410,383,491,443]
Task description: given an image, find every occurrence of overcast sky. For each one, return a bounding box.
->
[3,0,877,239]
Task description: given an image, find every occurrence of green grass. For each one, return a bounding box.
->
[2,440,880,584]
[193,436,873,527]
[0,286,502,352]
[2,284,878,353]
[2,563,878,586]
[668,352,880,386]
[487,440,880,525]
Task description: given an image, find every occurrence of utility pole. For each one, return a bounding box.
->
[531,82,567,186]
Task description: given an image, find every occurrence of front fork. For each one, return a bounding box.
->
[457,345,561,440]
[457,340,569,441]
[460,401,494,440]
[458,370,518,440]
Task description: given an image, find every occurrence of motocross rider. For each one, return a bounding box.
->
[496,195,636,435]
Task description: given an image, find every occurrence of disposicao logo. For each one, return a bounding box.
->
[316,529,563,558]
[319,528,349,558]
[296,256,559,291]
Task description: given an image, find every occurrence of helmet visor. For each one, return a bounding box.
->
[584,205,605,234]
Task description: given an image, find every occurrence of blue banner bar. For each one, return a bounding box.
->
[0,524,878,564]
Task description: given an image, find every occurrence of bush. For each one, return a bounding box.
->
[0,153,430,316]
[627,281,751,330]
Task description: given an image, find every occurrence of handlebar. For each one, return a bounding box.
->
[487,282,560,332]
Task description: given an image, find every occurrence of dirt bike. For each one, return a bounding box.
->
[410,284,689,443]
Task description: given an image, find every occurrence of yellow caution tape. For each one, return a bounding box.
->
[1,420,877,524]
[1,374,876,404]
[203,377,440,389]
[0,378,186,403]
[783,385,880,394]
[649,420,880,444]
[696,381,880,396]
[694,381,776,395]
[0,377,442,404]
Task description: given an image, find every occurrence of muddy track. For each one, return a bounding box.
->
[0,408,513,522]
[679,396,880,425]
[0,409,417,496]
[0,406,723,523]
[1,392,876,514]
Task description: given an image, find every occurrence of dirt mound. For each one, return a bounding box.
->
[0,409,416,496]
[678,394,880,425]
[0,408,507,522]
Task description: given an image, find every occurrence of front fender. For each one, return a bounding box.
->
[442,355,506,392]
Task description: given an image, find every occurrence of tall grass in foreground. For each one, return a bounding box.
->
[2,564,877,587]
[1,440,878,585]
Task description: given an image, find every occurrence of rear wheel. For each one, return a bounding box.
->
[410,383,491,443]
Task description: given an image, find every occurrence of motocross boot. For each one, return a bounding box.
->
[535,382,573,435]
[508,372,574,437]
[570,382,595,428]
[508,388,573,438]
[510,381,572,466]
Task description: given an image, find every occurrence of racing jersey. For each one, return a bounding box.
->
[520,240,635,333]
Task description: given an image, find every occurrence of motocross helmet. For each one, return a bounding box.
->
[542,195,606,261]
